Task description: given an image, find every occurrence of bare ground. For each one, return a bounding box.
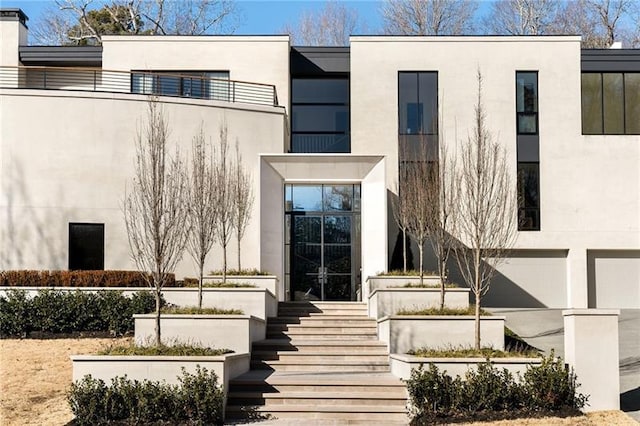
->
[0,338,637,425]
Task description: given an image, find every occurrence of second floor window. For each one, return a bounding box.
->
[582,72,640,135]
[398,72,438,135]
[516,72,538,134]
[131,71,230,101]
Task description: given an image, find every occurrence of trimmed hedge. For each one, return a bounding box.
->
[68,366,224,425]
[406,353,587,424]
[0,270,177,288]
[0,289,159,337]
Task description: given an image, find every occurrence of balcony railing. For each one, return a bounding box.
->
[0,65,279,107]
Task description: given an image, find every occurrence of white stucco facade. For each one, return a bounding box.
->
[1,13,638,307]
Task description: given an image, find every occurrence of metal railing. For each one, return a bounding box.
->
[0,65,279,107]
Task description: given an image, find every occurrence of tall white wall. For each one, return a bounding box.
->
[350,36,640,308]
[0,90,286,278]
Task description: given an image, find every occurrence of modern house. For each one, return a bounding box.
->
[1,8,639,309]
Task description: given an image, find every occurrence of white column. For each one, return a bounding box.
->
[566,248,588,308]
[563,309,620,412]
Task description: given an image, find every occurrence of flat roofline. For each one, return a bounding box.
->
[0,8,29,26]
[101,35,290,42]
[350,35,582,42]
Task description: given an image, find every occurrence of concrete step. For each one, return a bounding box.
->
[225,404,409,422]
[251,346,388,356]
[266,331,378,340]
[268,316,375,325]
[278,302,367,309]
[226,391,407,407]
[252,352,390,363]
[267,324,377,333]
[251,360,390,372]
[277,309,369,317]
[253,339,388,350]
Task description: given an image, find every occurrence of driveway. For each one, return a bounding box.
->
[488,308,640,422]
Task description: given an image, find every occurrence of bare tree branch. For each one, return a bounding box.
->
[231,142,254,271]
[484,0,562,35]
[281,0,364,46]
[382,0,477,35]
[123,97,190,346]
[453,71,518,350]
[214,120,235,283]
[185,124,218,309]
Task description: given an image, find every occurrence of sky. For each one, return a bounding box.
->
[3,0,494,43]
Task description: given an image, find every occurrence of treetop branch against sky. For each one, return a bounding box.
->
[4,0,640,47]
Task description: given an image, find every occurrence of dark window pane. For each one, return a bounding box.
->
[291,134,350,153]
[517,163,540,231]
[293,216,322,244]
[69,223,104,270]
[324,275,351,301]
[292,79,349,104]
[516,72,538,113]
[324,186,353,212]
[625,73,640,134]
[517,113,537,134]
[399,72,419,134]
[418,72,438,134]
[324,245,351,273]
[324,216,351,243]
[292,105,349,133]
[582,73,603,134]
[603,73,624,134]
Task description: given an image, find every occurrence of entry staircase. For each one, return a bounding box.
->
[225,301,409,424]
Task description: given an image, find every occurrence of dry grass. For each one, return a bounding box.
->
[0,337,130,426]
[0,339,637,425]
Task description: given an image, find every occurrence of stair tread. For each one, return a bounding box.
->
[254,339,387,346]
[228,391,407,399]
[226,404,407,413]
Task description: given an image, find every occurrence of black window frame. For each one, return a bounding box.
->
[68,222,105,271]
[290,76,351,153]
[515,71,539,135]
[131,70,230,100]
[581,72,640,135]
[398,71,438,136]
[517,162,541,232]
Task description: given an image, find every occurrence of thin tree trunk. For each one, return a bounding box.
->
[440,262,445,310]
[222,241,227,283]
[198,263,204,310]
[237,233,241,271]
[402,228,407,273]
[475,291,481,350]
[154,290,162,347]
[418,244,424,285]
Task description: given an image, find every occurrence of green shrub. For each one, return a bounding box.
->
[408,346,540,358]
[0,290,157,338]
[406,354,587,424]
[0,270,177,287]
[67,368,224,425]
[161,306,243,315]
[97,342,231,356]
[377,269,437,276]
[208,268,270,276]
[396,305,491,316]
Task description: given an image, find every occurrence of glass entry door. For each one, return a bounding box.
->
[285,184,361,301]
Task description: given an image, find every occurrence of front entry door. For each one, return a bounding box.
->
[285,184,361,301]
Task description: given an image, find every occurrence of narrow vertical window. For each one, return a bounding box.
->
[516,72,538,134]
[603,73,624,134]
[69,223,104,270]
[517,163,540,231]
[581,73,603,134]
[624,73,640,134]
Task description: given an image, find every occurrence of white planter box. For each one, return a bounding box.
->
[389,353,542,380]
[0,287,277,320]
[363,275,441,300]
[203,275,278,299]
[71,353,250,400]
[368,288,470,319]
[378,315,506,354]
[134,314,265,353]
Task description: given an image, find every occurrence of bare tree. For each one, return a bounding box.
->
[391,181,410,273]
[123,98,190,347]
[484,0,562,35]
[585,0,635,47]
[381,0,477,35]
[214,121,235,283]
[453,71,518,350]
[185,125,218,309]
[281,0,363,46]
[230,142,254,271]
[425,137,458,310]
[32,0,239,45]
[399,138,433,285]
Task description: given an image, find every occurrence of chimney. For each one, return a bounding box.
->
[0,8,29,66]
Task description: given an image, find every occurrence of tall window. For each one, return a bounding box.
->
[582,72,640,135]
[69,223,104,270]
[131,71,230,101]
[291,78,350,153]
[398,72,437,135]
[516,71,540,231]
[516,72,538,134]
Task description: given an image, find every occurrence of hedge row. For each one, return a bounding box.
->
[0,289,159,337]
[68,366,224,425]
[0,270,177,288]
[406,354,587,424]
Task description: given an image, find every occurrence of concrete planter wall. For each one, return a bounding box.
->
[134,314,265,353]
[204,275,278,298]
[363,275,441,300]
[389,353,542,380]
[0,287,277,320]
[368,288,470,319]
[378,315,506,354]
[71,353,250,402]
